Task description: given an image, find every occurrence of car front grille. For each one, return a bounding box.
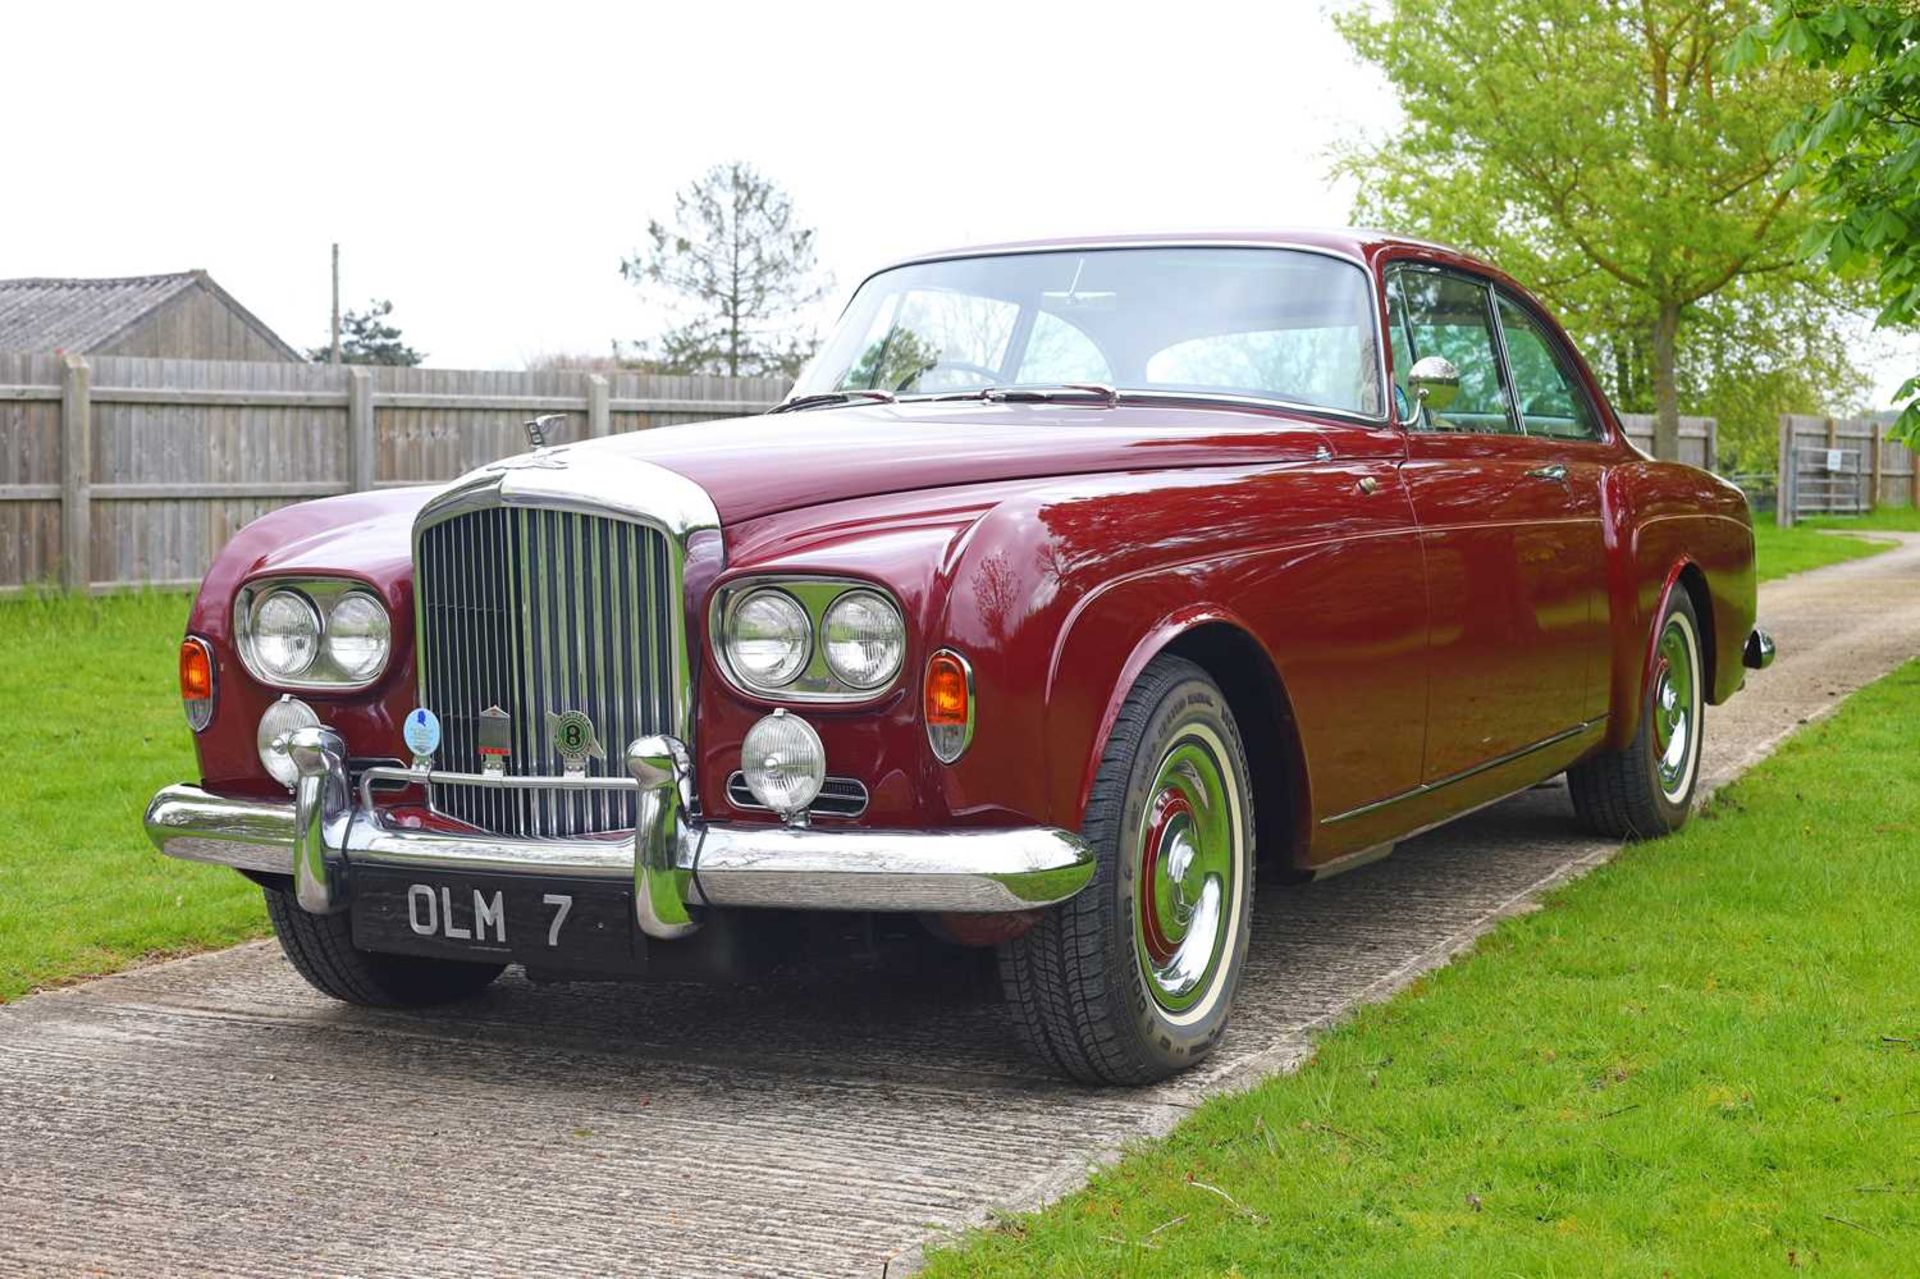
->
[415,505,676,838]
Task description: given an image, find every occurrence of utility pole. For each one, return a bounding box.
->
[329,243,342,365]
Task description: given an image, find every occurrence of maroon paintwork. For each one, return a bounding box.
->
[181,230,1758,872]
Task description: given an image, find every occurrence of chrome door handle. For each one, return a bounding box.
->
[1526,464,1569,483]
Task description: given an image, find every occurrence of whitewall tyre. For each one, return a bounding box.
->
[999,656,1255,1085]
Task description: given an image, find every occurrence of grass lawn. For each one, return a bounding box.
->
[1754,504,1920,583]
[926,661,1920,1275]
[0,592,267,1002]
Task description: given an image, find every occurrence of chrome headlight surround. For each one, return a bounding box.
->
[234,577,392,691]
[711,576,908,702]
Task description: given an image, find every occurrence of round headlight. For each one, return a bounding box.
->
[325,591,390,682]
[821,590,905,689]
[726,589,811,689]
[250,589,321,679]
[257,695,319,788]
[741,710,826,818]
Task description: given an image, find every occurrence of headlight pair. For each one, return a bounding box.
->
[715,579,907,700]
[235,579,391,688]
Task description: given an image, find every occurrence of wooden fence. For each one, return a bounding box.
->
[1776,412,1917,525]
[1617,414,1717,472]
[0,352,1732,592]
[0,354,788,591]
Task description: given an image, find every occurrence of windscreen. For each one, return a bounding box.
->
[794,247,1383,416]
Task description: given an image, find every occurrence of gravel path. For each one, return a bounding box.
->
[4,535,1916,1278]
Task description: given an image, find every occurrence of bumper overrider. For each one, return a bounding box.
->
[144,727,1096,940]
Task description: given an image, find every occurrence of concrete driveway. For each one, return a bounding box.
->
[4,535,1917,1278]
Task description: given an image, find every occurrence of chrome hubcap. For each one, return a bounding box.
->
[1651,615,1699,801]
[1136,732,1240,1017]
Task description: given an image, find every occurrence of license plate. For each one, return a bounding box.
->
[350,868,635,969]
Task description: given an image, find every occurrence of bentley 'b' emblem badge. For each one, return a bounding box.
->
[547,710,605,778]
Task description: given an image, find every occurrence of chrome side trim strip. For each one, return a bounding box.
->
[1321,718,1605,826]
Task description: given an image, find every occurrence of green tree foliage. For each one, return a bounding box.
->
[1337,0,1859,464]
[306,300,425,366]
[1738,2,1920,443]
[621,162,828,379]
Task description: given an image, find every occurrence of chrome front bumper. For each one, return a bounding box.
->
[1744,627,1777,670]
[145,727,1095,940]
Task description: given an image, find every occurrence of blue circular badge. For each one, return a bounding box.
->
[403,707,442,757]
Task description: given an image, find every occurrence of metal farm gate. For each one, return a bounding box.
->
[1777,413,1917,526]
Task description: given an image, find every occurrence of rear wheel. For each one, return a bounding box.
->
[264,888,505,1007]
[999,656,1255,1084]
[1568,589,1705,838]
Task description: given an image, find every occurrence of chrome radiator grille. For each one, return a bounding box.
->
[416,506,676,837]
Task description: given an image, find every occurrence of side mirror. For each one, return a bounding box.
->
[1406,356,1460,415]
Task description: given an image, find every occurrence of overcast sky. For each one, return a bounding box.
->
[2,0,1910,405]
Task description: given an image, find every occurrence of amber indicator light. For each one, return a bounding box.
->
[925,653,969,726]
[180,639,214,701]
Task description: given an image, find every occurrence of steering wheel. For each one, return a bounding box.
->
[897,361,1002,393]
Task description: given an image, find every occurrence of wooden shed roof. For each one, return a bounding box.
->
[0,270,302,359]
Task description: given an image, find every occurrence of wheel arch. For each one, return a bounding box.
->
[1612,557,1716,750]
[1076,611,1311,874]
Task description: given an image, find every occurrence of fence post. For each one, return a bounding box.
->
[1869,418,1883,511]
[1705,417,1718,475]
[1776,413,1793,527]
[348,369,375,491]
[587,374,611,438]
[60,354,91,589]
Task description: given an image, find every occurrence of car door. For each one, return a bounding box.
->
[1387,264,1610,782]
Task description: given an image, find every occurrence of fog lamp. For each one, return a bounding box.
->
[257,695,320,789]
[740,709,826,822]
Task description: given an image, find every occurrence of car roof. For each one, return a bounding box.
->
[879,227,1478,270]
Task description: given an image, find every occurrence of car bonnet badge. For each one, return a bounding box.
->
[402,707,442,770]
[547,710,605,778]
[478,705,512,776]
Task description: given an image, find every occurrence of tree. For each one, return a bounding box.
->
[620,162,828,379]
[1336,0,1853,460]
[307,300,424,366]
[1738,3,1920,443]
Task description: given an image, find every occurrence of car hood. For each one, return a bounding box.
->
[554,399,1355,524]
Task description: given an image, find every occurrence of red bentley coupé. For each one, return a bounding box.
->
[147,231,1774,1083]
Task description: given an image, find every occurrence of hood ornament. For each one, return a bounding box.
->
[484,414,570,473]
[524,413,564,451]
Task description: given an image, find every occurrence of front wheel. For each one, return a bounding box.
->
[1568,589,1705,838]
[999,656,1255,1085]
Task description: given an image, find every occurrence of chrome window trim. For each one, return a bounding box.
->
[708,574,908,705]
[232,576,391,692]
[808,241,1394,428]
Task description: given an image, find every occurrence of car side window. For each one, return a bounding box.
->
[1495,294,1603,442]
[1388,267,1518,435]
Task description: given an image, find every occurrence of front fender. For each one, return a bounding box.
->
[186,487,439,795]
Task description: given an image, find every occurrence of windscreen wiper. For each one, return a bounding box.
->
[767,389,897,414]
[924,383,1121,407]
